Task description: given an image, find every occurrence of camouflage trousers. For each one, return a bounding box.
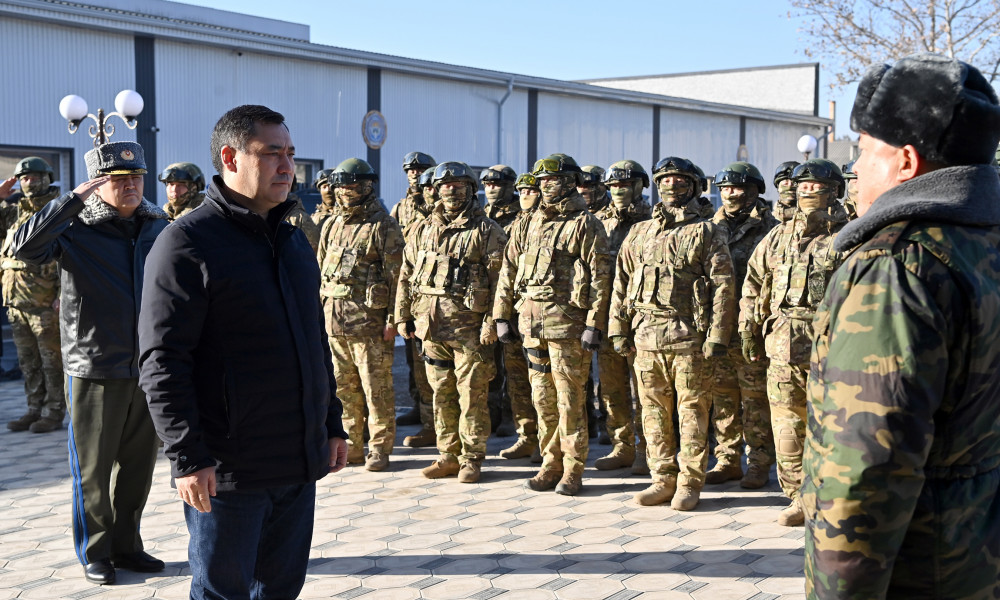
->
[597,346,641,451]
[633,349,710,487]
[766,360,808,500]
[9,307,64,419]
[708,344,774,468]
[329,335,396,460]
[422,340,495,464]
[523,337,590,476]
[504,337,537,442]
[406,337,435,425]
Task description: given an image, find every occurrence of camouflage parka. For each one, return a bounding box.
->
[739,204,847,364]
[0,188,59,311]
[164,191,205,221]
[311,200,337,234]
[391,187,433,235]
[803,164,1000,600]
[396,198,507,347]
[594,198,653,257]
[492,192,611,341]
[318,195,403,338]
[283,193,320,251]
[608,197,735,352]
[486,197,520,232]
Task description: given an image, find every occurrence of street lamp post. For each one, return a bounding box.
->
[58,90,144,146]
[797,134,818,160]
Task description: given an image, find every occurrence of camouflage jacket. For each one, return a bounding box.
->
[164,192,205,221]
[594,198,653,256]
[283,193,320,251]
[317,196,403,338]
[396,199,507,347]
[0,189,59,311]
[803,165,1000,600]
[739,206,846,364]
[586,193,610,215]
[391,187,433,235]
[311,201,337,233]
[492,192,611,341]
[608,198,735,352]
[712,201,778,344]
[485,197,521,233]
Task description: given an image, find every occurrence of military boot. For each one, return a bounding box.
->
[634,478,677,506]
[527,469,562,492]
[421,457,460,479]
[347,447,365,465]
[365,452,389,472]
[499,437,537,460]
[403,427,436,448]
[7,412,40,432]
[740,463,770,489]
[705,462,743,484]
[631,450,650,476]
[530,447,543,464]
[458,462,481,484]
[778,500,805,527]
[671,485,701,511]
[594,446,635,470]
[597,419,611,445]
[395,404,421,426]
[555,471,582,496]
[29,416,63,434]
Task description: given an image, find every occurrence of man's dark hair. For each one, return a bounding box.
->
[210,105,286,174]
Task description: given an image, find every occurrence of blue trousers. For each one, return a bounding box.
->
[184,482,316,600]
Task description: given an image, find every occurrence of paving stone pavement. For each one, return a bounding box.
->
[0,351,806,600]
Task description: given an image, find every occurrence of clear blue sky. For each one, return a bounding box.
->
[175,0,859,138]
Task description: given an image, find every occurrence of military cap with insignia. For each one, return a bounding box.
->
[85,141,147,179]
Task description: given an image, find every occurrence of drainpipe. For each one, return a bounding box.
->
[497,76,514,164]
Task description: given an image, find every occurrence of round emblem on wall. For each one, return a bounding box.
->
[362,110,387,149]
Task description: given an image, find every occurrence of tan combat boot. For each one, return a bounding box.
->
[458,462,481,483]
[778,499,805,526]
[7,412,40,432]
[421,457,460,479]
[634,478,677,506]
[594,446,635,471]
[527,469,563,492]
[347,448,365,465]
[404,427,436,448]
[631,451,650,476]
[740,463,770,489]
[705,462,743,484]
[555,471,582,496]
[671,485,701,511]
[499,437,537,460]
[365,452,388,472]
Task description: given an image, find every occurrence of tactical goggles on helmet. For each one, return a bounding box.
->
[714,170,756,187]
[578,171,602,185]
[604,167,645,183]
[480,167,515,183]
[531,158,581,176]
[515,173,538,188]
[653,157,696,176]
[434,162,473,180]
[402,152,435,170]
[331,171,376,186]
[158,165,198,183]
[791,162,839,182]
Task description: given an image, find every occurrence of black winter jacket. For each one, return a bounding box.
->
[139,178,347,490]
[12,193,168,378]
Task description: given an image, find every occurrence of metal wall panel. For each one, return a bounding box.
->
[745,119,827,181]
[154,39,369,204]
[658,108,741,178]
[380,72,528,210]
[0,17,135,189]
[537,94,654,174]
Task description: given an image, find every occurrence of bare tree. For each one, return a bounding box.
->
[790,0,1000,86]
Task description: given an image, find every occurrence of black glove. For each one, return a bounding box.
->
[580,326,603,351]
[496,319,518,344]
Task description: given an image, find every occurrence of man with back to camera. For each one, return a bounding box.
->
[138,104,348,600]
[12,141,168,585]
[803,53,1000,599]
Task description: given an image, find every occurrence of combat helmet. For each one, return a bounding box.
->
[432,161,478,192]
[313,168,334,189]
[714,162,766,194]
[418,166,436,188]
[652,156,699,185]
[791,159,845,198]
[158,162,205,192]
[515,173,538,191]
[604,160,649,188]
[480,165,517,184]
[580,165,606,186]
[841,160,857,180]
[773,161,800,187]
[402,151,435,171]
[531,153,583,184]
[331,158,379,186]
[14,156,54,182]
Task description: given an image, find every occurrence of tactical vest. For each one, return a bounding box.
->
[513,216,591,310]
[319,217,390,310]
[411,225,491,314]
[768,219,841,320]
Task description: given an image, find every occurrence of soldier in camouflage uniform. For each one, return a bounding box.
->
[608,156,735,510]
[840,160,858,221]
[578,165,609,442]
[740,158,848,526]
[591,160,651,474]
[772,161,800,223]
[396,162,507,483]
[705,163,777,489]
[578,165,609,215]
[804,54,1000,599]
[283,178,321,251]
[0,157,64,433]
[392,152,437,446]
[318,159,403,471]
[158,162,205,221]
[493,154,611,496]
[311,168,337,232]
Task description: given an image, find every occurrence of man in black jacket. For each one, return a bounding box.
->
[138,104,348,600]
[12,141,169,585]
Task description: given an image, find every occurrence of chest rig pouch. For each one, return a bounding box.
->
[514,219,590,309]
[321,220,389,309]
[414,230,490,314]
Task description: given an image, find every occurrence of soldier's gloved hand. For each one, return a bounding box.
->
[480,320,498,346]
[740,331,763,363]
[496,319,518,344]
[397,320,416,340]
[702,341,726,358]
[581,327,603,351]
[610,335,634,356]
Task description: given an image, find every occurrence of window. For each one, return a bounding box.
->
[0,145,74,192]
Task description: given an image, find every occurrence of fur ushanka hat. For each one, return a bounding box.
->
[851,53,1000,166]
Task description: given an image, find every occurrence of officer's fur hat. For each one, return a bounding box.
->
[851,53,1000,166]
[85,141,147,179]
